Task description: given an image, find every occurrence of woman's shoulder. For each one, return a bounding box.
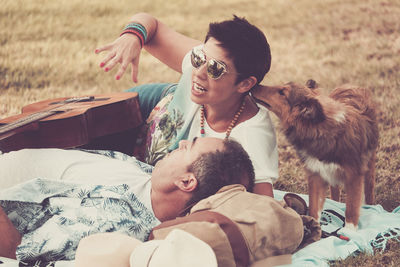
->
[240,104,274,130]
[231,106,277,147]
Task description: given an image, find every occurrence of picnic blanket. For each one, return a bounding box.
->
[273,190,400,267]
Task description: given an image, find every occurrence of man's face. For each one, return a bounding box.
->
[190,38,243,107]
[151,137,225,190]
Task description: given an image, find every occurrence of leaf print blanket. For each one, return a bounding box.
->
[0,179,160,263]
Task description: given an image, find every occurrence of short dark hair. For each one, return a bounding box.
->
[205,15,271,85]
[184,138,255,209]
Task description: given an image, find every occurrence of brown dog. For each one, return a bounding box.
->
[252,80,379,229]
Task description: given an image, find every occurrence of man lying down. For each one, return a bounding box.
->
[0,137,255,263]
[0,137,311,266]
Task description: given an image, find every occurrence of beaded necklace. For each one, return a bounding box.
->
[200,99,246,139]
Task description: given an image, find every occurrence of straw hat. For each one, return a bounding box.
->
[75,229,217,267]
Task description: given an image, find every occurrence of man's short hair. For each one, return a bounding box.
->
[205,15,271,85]
[185,138,255,209]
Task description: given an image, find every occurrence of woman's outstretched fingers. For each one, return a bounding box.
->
[95,34,142,80]
[99,50,117,70]
[104,52,122,72]
[115,59,130,81]
[95,43,113,55]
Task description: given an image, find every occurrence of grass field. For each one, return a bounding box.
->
[1,0,399,265]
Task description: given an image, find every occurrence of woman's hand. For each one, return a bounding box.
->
[95,33,142,83]
[95,12,201,82]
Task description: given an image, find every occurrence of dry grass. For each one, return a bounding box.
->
[1,0,399,265]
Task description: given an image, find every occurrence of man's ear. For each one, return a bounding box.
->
[237,76,257,94]
[174,173,198,192]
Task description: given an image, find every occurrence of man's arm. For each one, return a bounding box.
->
[0,206,21,259]
[253,182,274,198]
[96,12,201,82]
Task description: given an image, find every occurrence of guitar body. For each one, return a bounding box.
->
[0,92,143,155]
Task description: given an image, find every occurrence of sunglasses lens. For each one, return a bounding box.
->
[191,48,227,79]
[207,59,225,79]
[191,49,205,68]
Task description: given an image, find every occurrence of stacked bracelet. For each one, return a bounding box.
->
[120,23,148,47]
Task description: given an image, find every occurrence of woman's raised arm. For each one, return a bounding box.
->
[95,12,201,82]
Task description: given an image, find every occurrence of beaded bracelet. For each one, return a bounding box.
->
[120,23,148,47]
[120,29,145,47]
[124,23,148,40]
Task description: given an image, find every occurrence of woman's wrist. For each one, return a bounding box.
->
[120,22,148,47]
[125,13,158,47]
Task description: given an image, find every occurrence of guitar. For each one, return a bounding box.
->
[0,92,143,154]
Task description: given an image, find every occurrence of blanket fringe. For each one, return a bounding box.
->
[370,227,400,253]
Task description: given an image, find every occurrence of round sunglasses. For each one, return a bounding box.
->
[190,48,237,80]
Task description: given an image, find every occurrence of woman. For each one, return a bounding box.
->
[96,13,278,197]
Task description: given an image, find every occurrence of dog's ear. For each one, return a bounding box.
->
[279,87,290,98]
[306,79,318,89]
[299,98,325,123]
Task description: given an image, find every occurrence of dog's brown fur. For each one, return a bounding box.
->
[252,80,379,229]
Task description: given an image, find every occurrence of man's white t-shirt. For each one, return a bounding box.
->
[0,148,153,210]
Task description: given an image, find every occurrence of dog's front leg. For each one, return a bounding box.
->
[307,170,328,222]
[344,167,364,230]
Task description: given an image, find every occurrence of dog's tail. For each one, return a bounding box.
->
[330,86,375,115]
